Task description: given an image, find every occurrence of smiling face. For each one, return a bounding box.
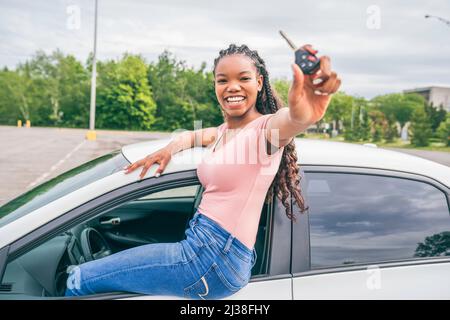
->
[214,54,263,119]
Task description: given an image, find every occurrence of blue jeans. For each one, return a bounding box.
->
[65,211,257,299]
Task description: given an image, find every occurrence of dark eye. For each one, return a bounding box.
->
[217,79,226,83]
[241,77,251,81]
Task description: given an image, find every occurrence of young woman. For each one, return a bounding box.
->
[65,44,340,299]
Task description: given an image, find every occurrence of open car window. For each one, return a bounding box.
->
[1,179,272,299]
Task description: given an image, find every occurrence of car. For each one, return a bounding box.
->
[0,138,449,300]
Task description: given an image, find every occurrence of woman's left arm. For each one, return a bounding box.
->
[266,45,341,147]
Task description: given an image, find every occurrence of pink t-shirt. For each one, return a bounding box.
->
[196,114,285,250]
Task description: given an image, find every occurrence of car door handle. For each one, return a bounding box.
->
[100,217,121,225]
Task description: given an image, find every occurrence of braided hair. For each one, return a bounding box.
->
[213,44,309,221]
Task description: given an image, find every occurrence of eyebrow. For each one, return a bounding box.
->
[215,70,252,77]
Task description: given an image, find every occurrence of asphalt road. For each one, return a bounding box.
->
[0,126,171,206]
[0,125,448,206]
[382,147,450,167]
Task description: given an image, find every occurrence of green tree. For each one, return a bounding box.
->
[96,54,156,130]
[148,50,222,131]
[425,103,447,134]
[272,79,290,107]
[56,54,90,127]
[414,232,450,257]
[0,63,46,124]
[437,112,450,146]
[368,109,386,143]
[323,92,354,134]
[28,50,63,124]
[9,50,90,127]
[0,70,28,124]
[410,106,433,147]
[343,124,355,141]
[353,104,363,141]
[147,50,187,131]
[196,70,223,128]
[177,62,222,129]
[360,106,371,141]
[371,93,424,134]
[382,111,398,143]
[383,118,397,143]
[372,123,382,143]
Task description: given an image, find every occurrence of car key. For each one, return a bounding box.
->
[279,30,321,75]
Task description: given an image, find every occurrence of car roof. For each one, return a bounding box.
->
[122,138,450,187]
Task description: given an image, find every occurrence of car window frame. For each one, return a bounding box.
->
[0,169,292,300]
[292,165,450,278]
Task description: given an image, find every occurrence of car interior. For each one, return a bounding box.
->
[0,183,271,299]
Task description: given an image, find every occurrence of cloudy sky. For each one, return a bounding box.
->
[0,0,449,98]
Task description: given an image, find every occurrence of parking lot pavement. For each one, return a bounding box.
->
[383,147,450,167]
[0,126,171,206]
[0,126,448,207]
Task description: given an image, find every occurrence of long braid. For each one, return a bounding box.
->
[213,44,309,221]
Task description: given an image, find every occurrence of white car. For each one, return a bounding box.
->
[0,138,449,300]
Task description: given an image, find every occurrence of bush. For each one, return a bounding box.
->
[383,121,397,143]
[372,123,382,143]
[437,113,450,146]
[410,107,432,147]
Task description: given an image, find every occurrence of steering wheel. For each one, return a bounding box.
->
[80,227,112,262]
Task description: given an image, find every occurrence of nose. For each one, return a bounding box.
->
[226,81,242,92]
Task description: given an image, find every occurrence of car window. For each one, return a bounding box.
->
[305,172,450,269]
[138,185,199,200]
[0,150,128,228]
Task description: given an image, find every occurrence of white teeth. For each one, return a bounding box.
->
[226,96,245,102]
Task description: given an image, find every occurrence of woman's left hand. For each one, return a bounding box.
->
[288,45,341,125]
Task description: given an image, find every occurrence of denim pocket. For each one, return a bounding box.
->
[228,245,253,264]
[183,263,242,300]
[222,250,253,285]
[188,219,216,248]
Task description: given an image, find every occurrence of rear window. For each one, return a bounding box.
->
[0,150,128,228]
[306,172,450,269]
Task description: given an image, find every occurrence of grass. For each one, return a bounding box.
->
[299,133,450,152]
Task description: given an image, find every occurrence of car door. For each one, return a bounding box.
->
[0,171,201,299]
[92,185,201,252]
[292,166,450,299]
[0,170,292,300]
[231,197,292,300]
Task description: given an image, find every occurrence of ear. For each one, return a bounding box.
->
[257,74,263,91]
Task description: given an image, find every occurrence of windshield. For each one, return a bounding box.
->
[0,150,129,228]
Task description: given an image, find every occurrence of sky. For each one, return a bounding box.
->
[0,0,449,99]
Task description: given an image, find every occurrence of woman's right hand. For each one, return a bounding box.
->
[123,147,172,179]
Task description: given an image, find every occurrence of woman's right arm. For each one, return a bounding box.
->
[124,127,218,179]
[166,126,218,153]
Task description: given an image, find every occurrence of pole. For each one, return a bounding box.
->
[87,0,98,140]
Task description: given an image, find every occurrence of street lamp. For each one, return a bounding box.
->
[424,14,450,27]
[86,0,98,141]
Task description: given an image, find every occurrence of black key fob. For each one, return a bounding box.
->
[295,49,320,75]
[279,30,321,75]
